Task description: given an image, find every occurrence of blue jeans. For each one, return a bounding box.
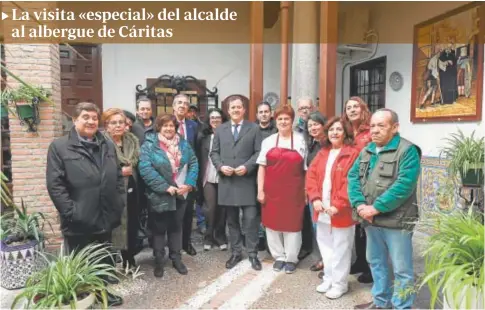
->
[195,204,206,228]
[365,226,415,309]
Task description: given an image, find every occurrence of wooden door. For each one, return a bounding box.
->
[60,44,103,117]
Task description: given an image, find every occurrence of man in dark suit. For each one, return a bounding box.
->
[173,94,199,256]
[210,95,263,271]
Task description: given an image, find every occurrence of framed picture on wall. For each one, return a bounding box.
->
[411,2,484,123]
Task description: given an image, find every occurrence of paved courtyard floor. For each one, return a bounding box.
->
[2,230,436,309]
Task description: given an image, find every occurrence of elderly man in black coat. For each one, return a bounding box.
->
[46,102,125,307]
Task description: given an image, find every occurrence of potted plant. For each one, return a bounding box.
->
[417,207,484,309]
[0,199,51,290]
[11,243,118,309]
[7,84,50,132]
[440,129,484,187]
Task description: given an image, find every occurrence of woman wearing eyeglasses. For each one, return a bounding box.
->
[102,108,141,269]
[195,108,229,251]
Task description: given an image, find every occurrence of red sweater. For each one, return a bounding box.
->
[354,127,371,151]
[305,145,360,227]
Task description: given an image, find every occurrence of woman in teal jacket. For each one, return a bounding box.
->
[139,113,198,279]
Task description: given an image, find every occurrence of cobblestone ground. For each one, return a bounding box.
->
[3,230,436,309]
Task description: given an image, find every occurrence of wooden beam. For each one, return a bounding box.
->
[250,1,264,121]
[280,2,290,106]
[318,1,338,118]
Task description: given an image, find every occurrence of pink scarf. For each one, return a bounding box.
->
[158,133,182,180]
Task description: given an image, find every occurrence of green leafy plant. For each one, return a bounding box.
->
[0,199,51,246]
[7,84,51,105]
[11,243,118,309]
[417,208,484,309]
[440,129,485,180]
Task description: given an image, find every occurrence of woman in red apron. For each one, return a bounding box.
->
[256,105,307,274]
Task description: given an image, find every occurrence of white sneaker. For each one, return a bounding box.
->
[219,244,228,251]
[316,281,332,293]
[204,244,211,251]
[325,287,348,299]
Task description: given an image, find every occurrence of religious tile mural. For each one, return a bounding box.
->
[411,2,484,123]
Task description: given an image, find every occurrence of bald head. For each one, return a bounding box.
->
[370,109,399,147]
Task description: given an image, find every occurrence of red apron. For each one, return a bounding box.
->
[262,133,306,232]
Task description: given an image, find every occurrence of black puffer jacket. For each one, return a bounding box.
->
[46,127,125,236]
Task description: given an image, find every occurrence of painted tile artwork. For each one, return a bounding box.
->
[411,2,483,123]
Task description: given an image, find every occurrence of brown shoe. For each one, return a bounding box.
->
[354,301,385,309]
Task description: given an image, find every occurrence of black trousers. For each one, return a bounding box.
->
[182,192,195,249]
[353,224,370,272]
[226,205,259,258]
[151,199,187,261]
[300,203,314,254]
[65,232,114,267]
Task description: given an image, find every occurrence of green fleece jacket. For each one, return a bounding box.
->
[347,134,421,213]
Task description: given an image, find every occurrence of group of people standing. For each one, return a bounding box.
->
[46,93,421,309]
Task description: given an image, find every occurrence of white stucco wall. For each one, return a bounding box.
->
[339,44,484,157]
[101,43,283,114]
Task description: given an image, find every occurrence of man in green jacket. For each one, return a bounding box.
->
[348,109,421,310]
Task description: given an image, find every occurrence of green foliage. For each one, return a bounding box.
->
[0,171,51,245]
[418,208,484,309]
[440,129,485,178]
[4,84,51,104]
[0,199,51,245]
[11,243,118,309]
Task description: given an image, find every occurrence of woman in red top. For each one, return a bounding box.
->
[306,117,359,299]
[341,96,373,284]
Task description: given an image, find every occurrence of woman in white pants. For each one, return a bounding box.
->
[305,117,359,299]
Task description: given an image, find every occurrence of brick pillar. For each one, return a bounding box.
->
[5,44,64,249]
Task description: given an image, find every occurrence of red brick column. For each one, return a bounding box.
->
[5,44,64,249]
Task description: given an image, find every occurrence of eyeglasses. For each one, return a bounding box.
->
[108,120,126,126]
[210,116,222,120]
[298,106,311,111]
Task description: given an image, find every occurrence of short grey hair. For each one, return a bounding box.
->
[172,94,190,106]
[296,96,314,107]
[375,108,399,124]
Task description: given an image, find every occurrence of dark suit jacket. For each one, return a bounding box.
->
[183,118,198,150]
[210,121,262,206]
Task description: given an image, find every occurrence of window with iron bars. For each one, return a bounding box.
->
[350,56,387,113]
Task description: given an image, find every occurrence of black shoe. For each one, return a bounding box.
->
[297,249,310,261]
[173,260,188,275]
[101,275,119,285]
[258,237,267,251]
[249,257,262,271]
[184,244,197,256]
[225,255,242,269]
[357,272,373,284]
[106,292,123,307]
[154,264,164,278]
[350,263,366,275]
[318,271,324,279]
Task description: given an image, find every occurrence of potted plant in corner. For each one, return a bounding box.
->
[11,243,118,309]
[440,129,484,187]
[417,207,484,309]
[0,176,52,290]
[8,84,50,132]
